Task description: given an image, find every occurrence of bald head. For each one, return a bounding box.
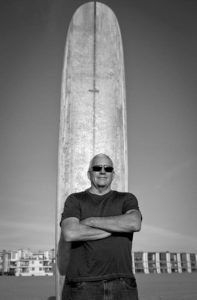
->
[88,153,114,171]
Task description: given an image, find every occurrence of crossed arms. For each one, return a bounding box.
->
[61,210,142,242]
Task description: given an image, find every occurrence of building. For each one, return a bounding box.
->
[16,253,53,276]
[0,249,197,276]
[0,250,10,275]
[0,249,55,276]
[132,251,197,274]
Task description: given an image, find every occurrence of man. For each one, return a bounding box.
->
[60,153,142,300]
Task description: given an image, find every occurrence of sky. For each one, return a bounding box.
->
[0,0,197,253]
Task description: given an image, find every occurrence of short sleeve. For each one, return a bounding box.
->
[60,194,81,226]
[122,193,141,214]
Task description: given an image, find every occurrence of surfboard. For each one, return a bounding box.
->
[56,2,128,299]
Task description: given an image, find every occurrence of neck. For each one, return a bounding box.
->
[88,186,111,195]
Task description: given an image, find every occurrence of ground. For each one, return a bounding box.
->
[0,273,196,300]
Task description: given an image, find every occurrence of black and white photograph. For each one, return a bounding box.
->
[0,1,197,299]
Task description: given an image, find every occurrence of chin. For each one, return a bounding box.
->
[97,184,107,188]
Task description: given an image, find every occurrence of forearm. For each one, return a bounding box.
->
[62,221,111,242]
[81,211,141,233]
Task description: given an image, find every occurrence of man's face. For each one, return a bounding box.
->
[88,155,114,190]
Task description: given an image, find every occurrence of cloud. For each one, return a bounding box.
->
[143,224,186,238]
[0,219,53,232]
[153,157,197,191]
[0,219,55,250]
[134,223,197,253]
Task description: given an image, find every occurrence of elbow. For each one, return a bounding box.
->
[134,224,141,232]
[133,221,142,232]
[62,229,76,242]
[125,211,142,233]
[126,219,141,232]
[131,212,142,232]
[123,222,141,233]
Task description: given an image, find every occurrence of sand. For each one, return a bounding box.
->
[0,273,197,300]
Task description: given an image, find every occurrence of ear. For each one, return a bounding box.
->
[112,171,115,181]
[87,170,90,180]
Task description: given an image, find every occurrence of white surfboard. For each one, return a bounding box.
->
[56,2,128,298]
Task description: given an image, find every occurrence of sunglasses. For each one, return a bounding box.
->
[91,165,114,173]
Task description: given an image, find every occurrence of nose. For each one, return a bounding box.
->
[99,166,106,173]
